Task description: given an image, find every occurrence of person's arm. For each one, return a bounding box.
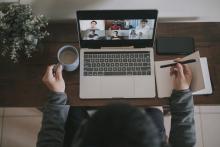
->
[169,89,196,147]
[37,65,70,147]
[168,62,196,147]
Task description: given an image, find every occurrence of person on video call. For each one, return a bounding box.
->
[129,29,138,39]
[111,31,121,40]
[136,19,150,39]
[37,61,196,147]
[87,20,100,30]
[109,20,122,30]
[86,30,99,40]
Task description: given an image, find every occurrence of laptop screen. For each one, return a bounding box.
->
[77,10,158,48]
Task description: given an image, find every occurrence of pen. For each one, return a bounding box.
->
[160,59,196,68]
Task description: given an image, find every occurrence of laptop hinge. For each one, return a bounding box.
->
[100,46,134,49]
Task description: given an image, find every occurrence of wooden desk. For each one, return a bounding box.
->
[0,21,220,107]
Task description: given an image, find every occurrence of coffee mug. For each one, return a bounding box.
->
[57,45,79,71]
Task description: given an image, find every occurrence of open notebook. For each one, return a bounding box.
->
[155,51,213,98]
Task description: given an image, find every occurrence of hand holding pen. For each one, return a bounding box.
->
[169,58,193,90]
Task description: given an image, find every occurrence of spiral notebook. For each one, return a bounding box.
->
[155,51,213,98]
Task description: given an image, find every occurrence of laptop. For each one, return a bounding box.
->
[76,10,158,99]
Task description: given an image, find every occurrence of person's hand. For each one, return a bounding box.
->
[42,64,65,93]
[170,59,192,91]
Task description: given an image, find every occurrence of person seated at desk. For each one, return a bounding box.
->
[37,62,196,147]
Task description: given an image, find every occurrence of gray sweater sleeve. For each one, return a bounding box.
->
[169,89,196,147]
[37,92,70,147]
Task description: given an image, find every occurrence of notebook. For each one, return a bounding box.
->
[155,51,213,98]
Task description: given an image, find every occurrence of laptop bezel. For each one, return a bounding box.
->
[76,9,158,48]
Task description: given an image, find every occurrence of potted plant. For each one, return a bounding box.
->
[0,3,49,63]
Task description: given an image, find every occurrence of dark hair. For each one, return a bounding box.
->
[114,31,118,35]
[78,103,161,147]
[141,19,148,23]
[91,20,97,24]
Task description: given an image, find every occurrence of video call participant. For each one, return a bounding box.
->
[111,31,121,40]
[87,20,100,30]
[109,20,122,30]
[129,29,138,39]
[136,19,150,39]
[86,30,99,40]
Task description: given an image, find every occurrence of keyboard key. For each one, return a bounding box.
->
[135,54,138,58]
[136,67,141,71]
[104,72,126,76]
[98,72,104,76]
[142,71,147,75]
[127,67,132,71]
[123,59,127,62]
[114,59,119,62]
[88,72,93,76]
[139,54,143,58]
[93,72,98,76]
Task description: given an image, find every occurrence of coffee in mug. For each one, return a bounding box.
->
[57,45,79,71]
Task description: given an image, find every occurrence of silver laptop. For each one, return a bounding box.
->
[77,10,158,99]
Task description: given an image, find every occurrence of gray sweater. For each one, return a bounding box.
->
[37,89,196,147]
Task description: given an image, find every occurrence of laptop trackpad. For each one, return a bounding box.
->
[101,77,134,98]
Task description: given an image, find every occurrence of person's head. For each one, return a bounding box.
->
[91,20,97,28]
[140,19,148,28]
[113,31,118,36]
[72,103,161,147]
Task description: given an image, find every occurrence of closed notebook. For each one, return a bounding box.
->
[155,51,212,98]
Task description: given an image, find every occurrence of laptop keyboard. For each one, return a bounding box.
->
[83,51,151,76]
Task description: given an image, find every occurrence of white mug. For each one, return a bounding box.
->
[57,45,79,71]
